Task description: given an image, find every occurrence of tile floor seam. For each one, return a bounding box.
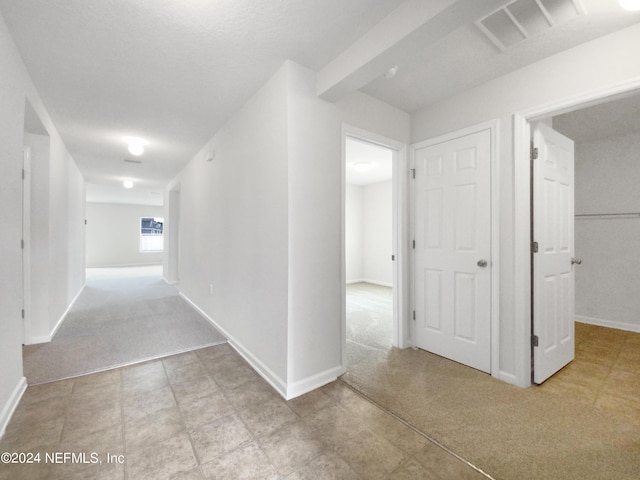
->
[336,377,496,480]
[119,372,129,480]
[160,356,202,476]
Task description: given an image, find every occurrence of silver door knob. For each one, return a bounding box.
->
[477,259,488,268]
[571,258,582,265]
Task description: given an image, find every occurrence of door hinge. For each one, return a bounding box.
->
[22,169,25,180]
[412,310,416,321]
[21,239,24,249]
[531,335,539,347]
[411,168,415,179]
[412,240,415,249]
[391,254,395,261]
[530,145,538,161]
[21,309,25,319]
[531,241,538,253]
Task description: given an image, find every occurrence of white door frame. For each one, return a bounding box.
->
[513,78,640,386]
[409,119,501,376]
[341,124,409,368]
[22,146,31,345]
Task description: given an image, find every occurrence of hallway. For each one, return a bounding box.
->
[23,267,225,385]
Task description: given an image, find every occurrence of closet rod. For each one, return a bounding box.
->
[575,212,640,218]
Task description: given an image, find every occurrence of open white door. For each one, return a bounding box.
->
[413,129,491,373]
[532,123,575,384]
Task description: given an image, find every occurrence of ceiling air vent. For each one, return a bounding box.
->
[124,158,142,164]
[476,0,585,52]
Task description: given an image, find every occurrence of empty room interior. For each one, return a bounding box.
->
[1,1,640,479]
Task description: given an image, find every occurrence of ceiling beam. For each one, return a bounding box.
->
[316,0,507,102]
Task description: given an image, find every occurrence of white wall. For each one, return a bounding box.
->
[0,10,85,435]
[363,181,392,286]
[177,63,290,391]
[86,203,164,267]
[411,23,640,386]
[573,131,640,332]
[346,181,393,286]
[172,60,410,398]
[345,185,363,282]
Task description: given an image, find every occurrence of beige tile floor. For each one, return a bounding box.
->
[0,343,489,480]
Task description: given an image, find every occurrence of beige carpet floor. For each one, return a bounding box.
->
[343,283,640,480]
[23,266,226,385]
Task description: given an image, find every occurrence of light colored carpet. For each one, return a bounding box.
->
[344,283,640,480]
[23,266,226,384]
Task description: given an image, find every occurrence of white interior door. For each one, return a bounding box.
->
[532,123,575,384]
[413,129,491,373]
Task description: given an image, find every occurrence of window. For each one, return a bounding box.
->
[140,217,164,252]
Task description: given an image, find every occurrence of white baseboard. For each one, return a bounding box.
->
[50,284,86,340]
[0,377,27,439]
[24,284,86,345]
[346,279,393,288]
[163,277,179,285]
[576,315,640,333]
[179,293,288,399]
[286,365,345,400]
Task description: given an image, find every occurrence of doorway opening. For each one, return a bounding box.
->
[528,93,640,412]
[515,79,640,389]
[345,137,394,356]
[341,126,408,371]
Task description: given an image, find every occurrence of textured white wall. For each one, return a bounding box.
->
[573,131,640,331]
[346,181,393,286]
[173,60,410,398]
[0,11,85,433]
[177,64,290,390]
[345,185,364,282]
[411,23,640,385]
[363,181,392,286]
[86,203,164,267]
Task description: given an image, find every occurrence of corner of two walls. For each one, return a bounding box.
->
[174,60,410,399]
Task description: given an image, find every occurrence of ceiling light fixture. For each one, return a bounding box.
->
[384,65,399,79]
[123,180,134,189]
[352,162,373,172]
[122,136,147,156]
[619,0,640,11]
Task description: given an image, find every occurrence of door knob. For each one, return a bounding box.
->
[477,259,488,268]
[571,258,582,265]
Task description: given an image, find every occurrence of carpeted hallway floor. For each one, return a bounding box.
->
[344,282,640,480]
[23,266,226,385]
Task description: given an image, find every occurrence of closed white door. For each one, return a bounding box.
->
[532,123,575,384]
[413,129,491,373]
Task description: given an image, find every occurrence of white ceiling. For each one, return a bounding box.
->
[345,138,393,186]
[1,0,639,205]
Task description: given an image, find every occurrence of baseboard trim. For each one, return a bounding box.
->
[286,365,345,400]
[576,315,640,333]
[346,279,393,288]
[0,376,27,439]
[179,293,289,399]
[50,284,86,340]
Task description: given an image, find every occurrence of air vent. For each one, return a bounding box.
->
[124,158,142,164]
[476,0,584,52]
